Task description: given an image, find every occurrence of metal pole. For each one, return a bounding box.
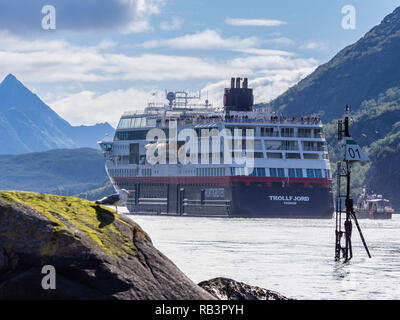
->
[335,106,371,261]
[350,211,372,258]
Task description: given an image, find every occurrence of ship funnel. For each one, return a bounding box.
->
[236,77,241,89]
[223,77,254,112]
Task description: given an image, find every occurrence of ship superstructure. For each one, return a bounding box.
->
[356,188,393,219]
[99,78,334,218]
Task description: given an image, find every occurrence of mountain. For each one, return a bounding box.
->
[263,7,400,209]
[265,7,400,121]
[0,148,109,196]
[0,74,114,154]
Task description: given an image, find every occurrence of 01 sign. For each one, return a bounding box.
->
[343,138,370,162]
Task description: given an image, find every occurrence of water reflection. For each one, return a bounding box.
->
[125,211,400,299]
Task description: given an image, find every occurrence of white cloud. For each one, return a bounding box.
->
[50,89,153,127]
[300,41,328,51]
[140,29,259,50]
[233,48,294,57]
[160,17,184,31]
[123,0,165,33]
[0,32,319,125]
[225,18,287,27]
[229,55,316,71]
[47,50,317,126]
[201,67,316,108]
[265,37,295,46]
[0,32,249,83]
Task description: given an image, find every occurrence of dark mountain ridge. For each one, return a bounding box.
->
[265,7,400,121]
[0,74,114,154]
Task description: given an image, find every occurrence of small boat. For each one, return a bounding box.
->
[355,188,394,219]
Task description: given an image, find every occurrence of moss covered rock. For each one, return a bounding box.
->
[0,191,213,300]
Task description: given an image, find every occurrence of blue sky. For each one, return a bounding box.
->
[0,0,399,126]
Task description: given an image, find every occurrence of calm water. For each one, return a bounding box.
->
[125,211,400,300]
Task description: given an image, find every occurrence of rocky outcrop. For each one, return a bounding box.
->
[198,277,292,300]
[0,191,214,300]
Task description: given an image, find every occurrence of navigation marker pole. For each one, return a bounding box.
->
[335,106,372,262]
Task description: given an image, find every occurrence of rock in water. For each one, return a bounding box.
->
[0,191,213,300]
[198,277,291,300]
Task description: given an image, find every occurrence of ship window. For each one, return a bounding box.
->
[307,169,315,178]
[289,169,296,178]
[140,117,146,127]
[254,152,264,158]
[306,169,324,178]
[303,153,319,160]
[265,141,281,150]
[296,169,303,178]
[314,169,322,178]
[254,140,262,149]
[281,128,294,137]
[129,143,139,164]
[298,128,312,138]
[281,141,298,151]
[141,168,152,176]
[118,118,132,129]
[132,117,141,128]
[269,168,285,177]
[261,127,276,137]
[267,152,283,159]
[302,141,326,152]
[324,169,331,178]
[115,130,148,141]
[286,153,301,159]
[314,128,322,138]
[256,168,266,177]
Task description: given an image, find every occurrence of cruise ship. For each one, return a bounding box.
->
[99,78,334,218]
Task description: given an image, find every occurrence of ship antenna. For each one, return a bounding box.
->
[335,105,372,262]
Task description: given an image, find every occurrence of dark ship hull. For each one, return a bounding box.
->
[113,177,334,219]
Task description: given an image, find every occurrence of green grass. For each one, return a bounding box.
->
[0,191,143,259]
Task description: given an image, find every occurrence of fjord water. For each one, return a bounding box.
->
[127,212,400,300]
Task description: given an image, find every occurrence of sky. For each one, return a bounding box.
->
[0,0,399,127]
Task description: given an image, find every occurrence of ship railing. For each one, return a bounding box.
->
[224,117,322,125]
[303,147,328,152]
[260,132,280,137]
[280,133,295,138]
[155,117,322,128]
[297,133,312,138]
